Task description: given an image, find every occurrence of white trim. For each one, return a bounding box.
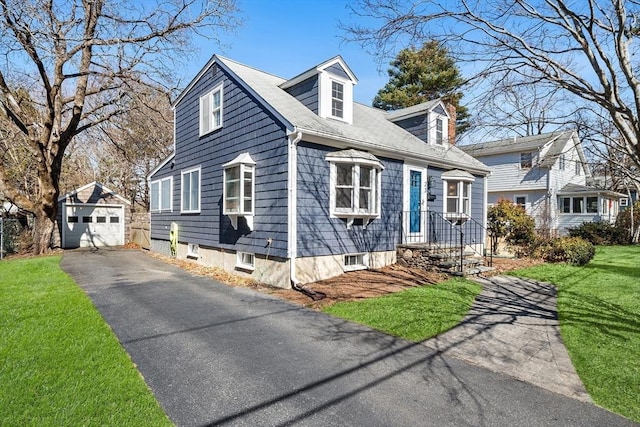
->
[61,203,125,248]
[181,166,201,214]
[279,55,358,90]
[236,251,256,271]
[150,176,173,213]
[620,198,629,207]
[403,164,428,239]
[319,72,353,124]
[288,130,303,286]
[442,179,472,216]
[199,83,224,136]
[58,181,130,205]
[343,252,368,272]
[187,243,200,258]
[514,194,527,209]
[148,153,175,181]
[222,153,256,230]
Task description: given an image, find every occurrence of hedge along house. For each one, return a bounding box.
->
[148,55,491,288]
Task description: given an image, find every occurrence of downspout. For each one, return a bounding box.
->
[287,130,303,287]
[287,129,326,300]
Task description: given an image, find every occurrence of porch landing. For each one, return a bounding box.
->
[397,243,494,277]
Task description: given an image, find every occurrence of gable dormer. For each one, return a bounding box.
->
[386,100,454,145]
[280,56,358,124]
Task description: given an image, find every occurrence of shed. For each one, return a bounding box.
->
[57,182,131,248]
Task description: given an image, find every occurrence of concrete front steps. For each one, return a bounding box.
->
[397,244,495,277]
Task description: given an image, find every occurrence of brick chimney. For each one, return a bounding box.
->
[446,102,457,145]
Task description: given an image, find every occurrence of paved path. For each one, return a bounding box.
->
[425,275,591,402]
[61,250,636,427]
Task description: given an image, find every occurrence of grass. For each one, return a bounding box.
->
[323,278,481,342]
[0,256,171,426]
[512,245,640,422]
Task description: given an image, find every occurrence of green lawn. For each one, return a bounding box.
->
[0,256,171,426]
[512,245,640,423]
[323,278,481,342]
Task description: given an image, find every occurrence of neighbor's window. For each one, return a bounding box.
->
[445,180,472,215]
[559,154,566,170]
[181,167,201,213]
[561,197,571,213]
[331,81,344,118]
[572,197,584,213]
[586,197,598,213]
[199,83,223,135]
[150,176,172,212]
[435,117,444,145]
[575,160,582,175]
[520,152,533,169]
[515,196,526,209]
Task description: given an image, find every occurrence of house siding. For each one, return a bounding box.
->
[296,141,403,258]
[150,65,290,259]
[481,152,549,192]
[284,76,319,114]
[393,115,428,143]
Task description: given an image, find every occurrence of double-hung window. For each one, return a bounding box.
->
[331,81,344,119]
[223,153,256,230]
[520,152,533,169]
[327,150,383,228]
[199,83,223,135]
[181,167,200,213]
[445,180,472,215]
[435,118,444,145]
[441,169,475,219]
[150,177,172,212]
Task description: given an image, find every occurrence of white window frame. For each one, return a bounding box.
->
[575,160,582,175]
[514,195,527,210]
[236,251,255,271]
[181,167,201,214]
[331,80,344,119]
[328,159,383,228]
[199,83,223,136]
[558,154,566,170]
[344,252,368,272]
[620,198,628,207]
[150,177,173,213]
[435,117,444,145]
[187,243,199,258]
[443,179,473,217]
[520,152,533,169]
[319,72,353,124]
[559,196,601,215]
[223,153,256,230]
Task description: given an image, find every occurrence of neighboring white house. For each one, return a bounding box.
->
[460,130,625,235]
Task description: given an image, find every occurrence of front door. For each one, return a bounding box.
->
[409,170,422,233]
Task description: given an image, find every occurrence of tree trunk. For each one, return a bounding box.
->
[31,180,59,255]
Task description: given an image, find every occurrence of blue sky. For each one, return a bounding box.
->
[184,0,390,105]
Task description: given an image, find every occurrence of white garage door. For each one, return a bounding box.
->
[64,205,124,248]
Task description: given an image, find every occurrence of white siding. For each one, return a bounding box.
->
[481,152,548,192]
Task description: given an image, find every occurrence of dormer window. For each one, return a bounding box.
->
[436,118,444,145]
[331,81,344,118]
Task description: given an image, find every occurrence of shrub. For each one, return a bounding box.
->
[567,221,627,245]
[534,236,595,266]
[487,199,536,256]
[615,200,640,243]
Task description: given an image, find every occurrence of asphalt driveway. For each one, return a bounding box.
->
[61,249,636,427]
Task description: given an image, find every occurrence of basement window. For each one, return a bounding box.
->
[344,253,367,271]
[236,252,255,271]
[187,243,199,258]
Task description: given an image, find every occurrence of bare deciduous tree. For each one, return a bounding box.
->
[0,0,239,253]
[345,0,640,174]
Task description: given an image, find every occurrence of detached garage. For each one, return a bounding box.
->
[58,182,131,248]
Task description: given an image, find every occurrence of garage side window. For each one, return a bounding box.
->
[181,167,201,213]
[150,177,173,213]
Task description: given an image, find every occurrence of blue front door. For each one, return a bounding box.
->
[409,170,422,233]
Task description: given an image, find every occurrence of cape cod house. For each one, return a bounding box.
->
[460,130,625,235]
[148,54,491,288]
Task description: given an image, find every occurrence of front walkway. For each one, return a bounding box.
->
[425,275,591,402]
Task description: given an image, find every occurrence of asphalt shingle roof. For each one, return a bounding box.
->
[217,56,490,175]
[459,130,573,160]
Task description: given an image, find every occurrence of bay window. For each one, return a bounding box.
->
[327,149,383,228]
[442,169,475,219]
[223,153,255,230]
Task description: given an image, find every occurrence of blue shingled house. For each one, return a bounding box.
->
[148,55,491,288]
